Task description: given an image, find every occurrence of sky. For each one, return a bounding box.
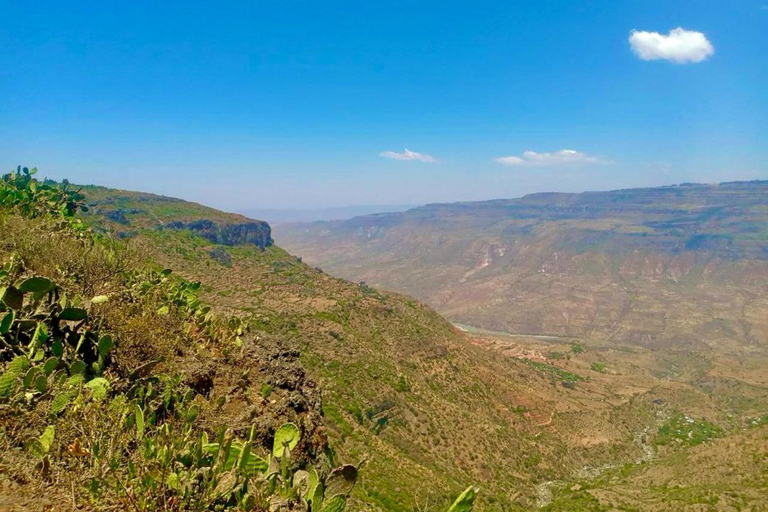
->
[1,1,767,211]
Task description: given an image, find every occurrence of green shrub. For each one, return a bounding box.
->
[394,374,410,392]
[655,414,723,447]
[520,358,584,383]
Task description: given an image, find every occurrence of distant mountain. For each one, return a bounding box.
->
[276,181,768,351]
[238,204,420,225]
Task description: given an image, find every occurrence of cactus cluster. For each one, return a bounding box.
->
[0,166,87,230]
[0,267,114,412]
[126,266,248,349]
[102,391,361,512]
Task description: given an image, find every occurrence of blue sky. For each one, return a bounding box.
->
[1,1,766,210]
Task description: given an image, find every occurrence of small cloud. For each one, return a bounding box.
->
[379,148,437,163]
[629,27,714,64]
[495,149,599,167]
[495,155,527,166]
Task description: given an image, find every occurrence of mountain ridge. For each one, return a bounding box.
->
[80,184,274,249]
[276,180,768,350]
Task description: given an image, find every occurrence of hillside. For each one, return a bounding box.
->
[79,181,768,509]
[78,186,652,509]
[3,173,767,511]
[78,181,768,510]
[82,185,274,249]
[1,171,366,512]
[276,181,768,353]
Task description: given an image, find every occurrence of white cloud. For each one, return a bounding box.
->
[629,27,714,64]
[379,148,437,163]
[495,149,599,167]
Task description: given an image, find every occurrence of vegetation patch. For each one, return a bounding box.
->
[519,358,585,383]
[654,413,723,447]
[747,414,768,428]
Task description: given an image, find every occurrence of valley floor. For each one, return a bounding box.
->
[461,328,768,510]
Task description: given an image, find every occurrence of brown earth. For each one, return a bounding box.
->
[276,181,768,354]
[13,183,758,511]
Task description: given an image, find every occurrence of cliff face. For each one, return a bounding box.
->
[166,219,273,249]
[80,185,274,250]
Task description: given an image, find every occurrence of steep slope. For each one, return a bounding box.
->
[116,224,633,510]
[0,171,339,512]
[275,181,768,353]
[73,186,613,509]
[75,184,768,510]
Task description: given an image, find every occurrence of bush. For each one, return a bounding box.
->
[655,414,723,447]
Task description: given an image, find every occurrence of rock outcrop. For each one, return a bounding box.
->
[166,219,273,249]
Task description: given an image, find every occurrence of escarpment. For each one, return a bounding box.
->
[166,219,273,249]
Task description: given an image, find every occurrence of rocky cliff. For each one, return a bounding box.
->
[166,219,273,249]
[80,185,274,249]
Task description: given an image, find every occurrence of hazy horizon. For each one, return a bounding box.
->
[2,1,766,211]
[50,175,768,225]
[239,204,420,225]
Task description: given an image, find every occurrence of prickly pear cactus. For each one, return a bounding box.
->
[293,469,311,497]
[447,486,479,512]
[272,422,300,458]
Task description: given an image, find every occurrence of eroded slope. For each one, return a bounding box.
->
[276,181,768,352]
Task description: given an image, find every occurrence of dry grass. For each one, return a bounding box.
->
[0,213,328,511]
